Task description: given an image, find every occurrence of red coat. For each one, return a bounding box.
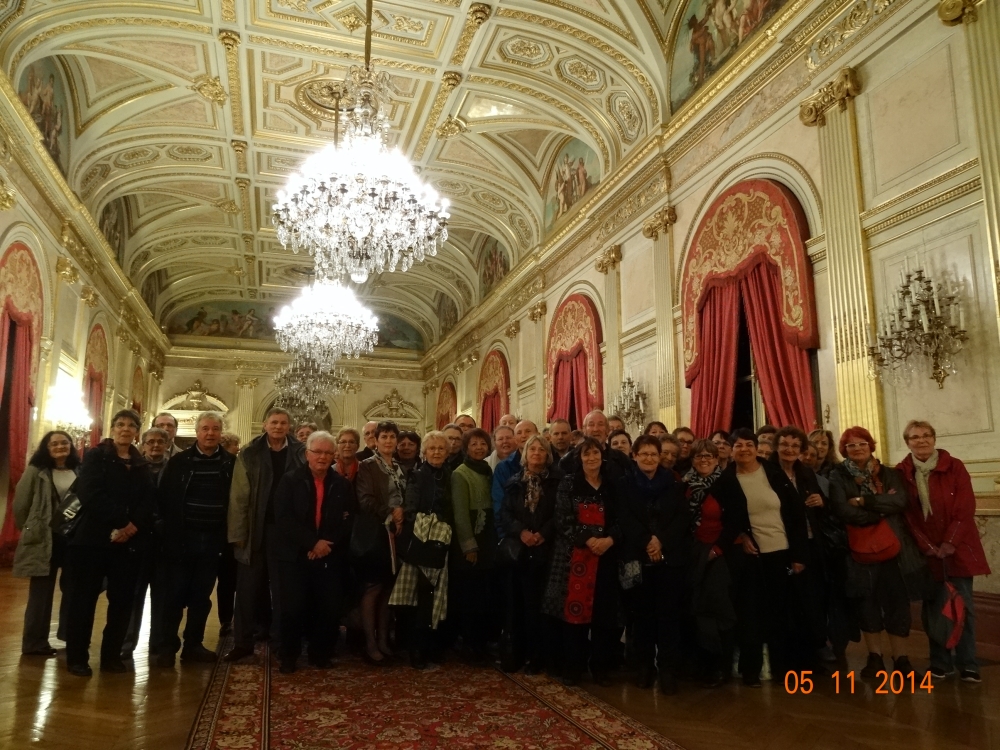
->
[897,450,990,580]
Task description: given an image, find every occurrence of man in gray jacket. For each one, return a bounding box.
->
[223,408,305,662]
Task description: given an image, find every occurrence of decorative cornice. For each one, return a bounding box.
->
[56,257,79,285]
[938,0,978,24]
[235,375,259,389]
[504,320,520,339]
[864,177,982,235]
[594,244,622,274]
[414,72,463,160]
[60,222,97,274]
[799,67,862,127]
[528,301,547,322]
[641,206,677,240]
[859,158,978,221]
[449,3,491,66]
[80,286,99,308]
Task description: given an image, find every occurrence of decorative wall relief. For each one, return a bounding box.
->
[98,197,128,268]
[479,237,510,299]
[544,138,601,234]
[18,57,70,175]
[669,0,792,113]
[437,292,460,336]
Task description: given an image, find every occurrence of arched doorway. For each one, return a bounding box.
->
[681,179,819,436]
[545,293,603,429]
[478,349,510,433]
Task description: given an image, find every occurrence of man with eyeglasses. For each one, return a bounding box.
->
[357,421,378,462]
[897,420,989,684]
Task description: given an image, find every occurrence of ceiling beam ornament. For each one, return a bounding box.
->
[219,30,245,135]
[189,75,227,106]
[413,70,463,161]
[449,3,492,66]
[231,140,248,173]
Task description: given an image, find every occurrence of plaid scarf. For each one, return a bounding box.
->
[684,466,722,528]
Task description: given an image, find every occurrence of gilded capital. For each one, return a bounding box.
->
[441,71,463,90]
[938,0,977,24]
[219,29,241,50]
[799,67,861,127]
[505,320,520,339]
[56,256,79,285]
[235,375,259,389]
[0,175,15,210]
[642,206,677,240]
[528,301,547,322]
[469,3,492,26]
[80,285,99,308]
[595,244,623,274]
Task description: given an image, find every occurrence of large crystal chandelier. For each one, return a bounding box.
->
[271,0,449,284]
[274,355,351,406]
[273,280,379,369]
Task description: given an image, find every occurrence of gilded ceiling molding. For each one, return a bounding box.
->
[495,8,659,123]
[938,0,978,24]
[449,3,492,65]
[799,67,862,127]
[214,198,239,214]
[413,71,462,160]
[189,75,227,105]
[859,158,979,220]
[642,205,677,241]
[80,286,99,308]
[864,177,982,235]
[243,254,256,284]
[595,165,669,241]
[594,244,622,274]
[219,30,245,136]
[806,0,898,70]
[235,177,252,229]
[56,257,79,285]
[247,35,437,75]
[231,140,248,173]
[221,0,237,23]
[536,0,637,45]
[436,115,468,139]
[0,174,14,210]
[504,320,520,339]
[528,301,547,322]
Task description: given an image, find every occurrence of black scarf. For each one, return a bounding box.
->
[684,466,722,529]
[463,456,492,477]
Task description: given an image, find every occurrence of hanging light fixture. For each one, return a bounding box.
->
[274,354,351,405]
[273,280,379,369]
[271,0,449,283]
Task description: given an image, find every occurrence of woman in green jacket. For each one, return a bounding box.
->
[450,427,497,662]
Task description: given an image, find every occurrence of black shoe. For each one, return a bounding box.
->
[223,645,255,663]
[279,661,296,674]
[68,663,93,677]
[742,675,762,688]
[960,670,982,684]
[23,647,58,656]
[929,666,952,680]
[860,652,885,679]
[155,653,176,668]
[892,656,914,676]
[363,648,386,666]
[634,668,656,689]
[410,650,428,670]
[100,659,128,673]
[182,645,218,663]
[561,675,578,687]
[523,661,543,676]
[309,658,334,669]
[219,623,233,638]
[659,674,679,695]
[702,670,725,689]
[593,673,613,688]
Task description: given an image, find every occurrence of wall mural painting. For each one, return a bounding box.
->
[376,312,425,351]
[479,238,510,299]
[436,381,458,429]
[140,271,163,313]
[437,293,459,336]
[18,57,69,176]
[543,138,601,235]
[670,0,791,112]
[167,301,277,339]
[99,197,128,268]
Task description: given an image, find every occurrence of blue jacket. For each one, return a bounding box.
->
[491,450,521,536]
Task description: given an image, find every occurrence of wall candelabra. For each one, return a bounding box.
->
[610,374,646,432]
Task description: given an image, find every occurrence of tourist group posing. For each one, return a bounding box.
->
[11,407,989,690]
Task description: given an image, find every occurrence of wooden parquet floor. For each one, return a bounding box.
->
[1,568,998,749]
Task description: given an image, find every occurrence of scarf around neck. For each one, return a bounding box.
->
[911,450,939,519]
[463,456,493,478]
[374,452,406,505]
[684,465,722,528]
[522,468,547,514]
[843,456,882,496]
[335,457,358,482]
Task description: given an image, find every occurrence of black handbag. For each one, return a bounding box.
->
[349,512,390,567]
[51,488,83,539]
[402,537,449,569]
[496,536,524,567]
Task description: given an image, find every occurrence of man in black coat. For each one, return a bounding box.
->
[274,430,354,673]
[156,411,236,667]
[558,410,634,480]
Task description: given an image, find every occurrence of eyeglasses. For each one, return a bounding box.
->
[844,442,869,450]
[308,449,336,457]
[907,434,934,441]
[693,454,716,461]
[635,451,660,460]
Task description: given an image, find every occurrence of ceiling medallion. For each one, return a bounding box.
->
[273,0,449,284]
[435,115,468,139]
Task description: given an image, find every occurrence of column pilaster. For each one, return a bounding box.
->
[595,244,622,410]
[643,206,678,426]
[343,381,363,431]
[233,376,258,444]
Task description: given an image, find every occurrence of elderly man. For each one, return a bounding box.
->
[608,415,626,433]
[443,423,464,471]
[154,412,182,457]
[156,411,236,667]
[498,414,518,429]
[225,408,305,662]
[898,420,990,684]
[491,420,540,533]
[122,427,172,659]
[548,419,572,460]
[357,421,378,461]
[559,410,633,479]
[487,425,516,470]
[274,431,354,673]
[672,426,696,476]
[455,414,477,433]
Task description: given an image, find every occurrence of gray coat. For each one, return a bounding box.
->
[12,465,74,578]
[227,433,305,564]
[828,462,931,600]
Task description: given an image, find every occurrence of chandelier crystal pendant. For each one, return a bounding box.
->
[274,354,351,406]
[271,0,449,284]
[273,280,379,369]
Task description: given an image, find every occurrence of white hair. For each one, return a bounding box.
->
[195,411,225,430]
[306,430,336,450]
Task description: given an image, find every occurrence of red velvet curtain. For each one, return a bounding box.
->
[551,349,592,429]
[86,368,104,448]
[740,262,818,430]
[0,308,35,565]
[690,283,741,438]
[570,351,590,430]
[481,390,502,434]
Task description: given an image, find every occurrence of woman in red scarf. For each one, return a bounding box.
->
[334,428,360,484]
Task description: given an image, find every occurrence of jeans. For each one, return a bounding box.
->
[923,576,979,673]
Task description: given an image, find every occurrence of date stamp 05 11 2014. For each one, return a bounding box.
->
[783,670,935,695]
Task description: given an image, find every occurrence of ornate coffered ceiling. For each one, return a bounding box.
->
[0,0,668,345]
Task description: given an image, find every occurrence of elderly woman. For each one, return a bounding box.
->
[829,426,929,679]
[295,422,318,444]
[333,428,361,485]
[608,429,633,457]
[710,431,733,470]
[683,439,734,687]
[355,421,406,664]
[391,431,453,670]
[220,433,241,455]
[274,431,354,673]
[898,420,990,683]
[809,429,841,478]
[618,435,689,694]
[64,410,155,677]
[659,434,680,475]
[451,428,497,662]
[13,431,81,656]
[395,431,422,477]
[712,428,809,687]
[543,437,624,686]
[500,435,563,675]
[644,421,669,437]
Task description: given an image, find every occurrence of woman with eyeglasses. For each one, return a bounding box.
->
[355,420,407,664]
[333,428,361,485]
[709,431,733,470]
[829,426,929,679]
[618,435,689,694]
[712,428,809,687]
[684,438,735,687]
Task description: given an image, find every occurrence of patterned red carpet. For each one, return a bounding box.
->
[187,646,684,750]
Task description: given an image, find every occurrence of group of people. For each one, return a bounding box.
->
[11,406,989,692]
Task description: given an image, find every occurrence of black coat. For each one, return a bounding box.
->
[712,460,809,565]
[617,466,690,567]
[71,440,155,549]
[157,444,236,553]
[558,443,634,482]
[404,461,453,526]
[500,466,563,560]
[274,465,354,564]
